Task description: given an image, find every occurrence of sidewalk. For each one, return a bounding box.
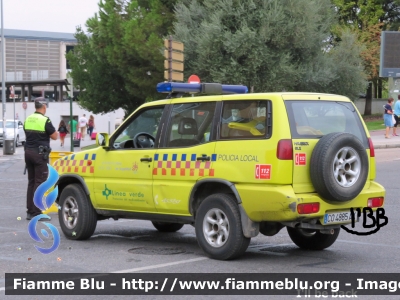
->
[368,129,400,149]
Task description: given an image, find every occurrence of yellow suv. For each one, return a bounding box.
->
[54,82,385,260]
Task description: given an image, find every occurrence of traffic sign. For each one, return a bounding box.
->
[164,49,184,62]
[164,71,184,82]
[164,40,184,52]
[188,74,200,84]
[164,36,184,82]
[164,60,184,71]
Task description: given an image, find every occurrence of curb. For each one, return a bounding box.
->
[373,144,400,149]
[374,144,400,149]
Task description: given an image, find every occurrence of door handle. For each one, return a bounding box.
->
[140,157,152,162]
[196,155,210,162]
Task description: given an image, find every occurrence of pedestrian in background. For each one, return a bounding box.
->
[88,115,95,137]
[393,95,400,136]
[23,98,58,221]
[68,116,78,139]
[79,114,88,140]
[384,97,394,139]
[58,120,69,147]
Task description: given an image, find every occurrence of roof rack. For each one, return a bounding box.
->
[156,82,248,98]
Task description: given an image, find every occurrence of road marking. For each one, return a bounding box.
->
[112,257,207,273]
[337,239,400,248]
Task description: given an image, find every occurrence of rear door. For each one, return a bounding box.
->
[152,99,219,215]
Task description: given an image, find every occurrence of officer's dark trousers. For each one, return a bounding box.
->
[25,149,48,216]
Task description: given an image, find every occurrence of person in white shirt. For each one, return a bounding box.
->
[79,114,88,140]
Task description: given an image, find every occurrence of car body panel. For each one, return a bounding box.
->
[54,91,384,226]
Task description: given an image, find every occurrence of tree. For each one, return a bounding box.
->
[66,0,177,115]
[173,0,366,100]
[333,0,400,114]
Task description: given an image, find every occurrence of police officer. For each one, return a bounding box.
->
[24,98,58,220]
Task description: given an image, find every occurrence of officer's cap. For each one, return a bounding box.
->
[35,97,47,109]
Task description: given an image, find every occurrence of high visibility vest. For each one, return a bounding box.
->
[24,113,48,133]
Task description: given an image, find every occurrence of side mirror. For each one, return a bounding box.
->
[18,125,23,129]
[96,132,109,148]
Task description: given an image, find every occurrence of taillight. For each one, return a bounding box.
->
[277,139,293,160]
[367,197,384,208]
[297,203,320,214]
[368,138,375,157]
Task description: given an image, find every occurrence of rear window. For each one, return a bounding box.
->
[285,100,368,146]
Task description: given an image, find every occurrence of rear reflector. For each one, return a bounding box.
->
[277,139,293,160]
[367,197,384,208]
[368,138,375,157]
[297,203,320,214]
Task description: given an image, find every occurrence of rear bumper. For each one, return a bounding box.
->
[237,181,385,223]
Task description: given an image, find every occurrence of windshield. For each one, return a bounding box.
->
[285,100,368,147]
[0,121,17,128]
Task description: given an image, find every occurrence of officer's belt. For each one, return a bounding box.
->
[25,147,42,153]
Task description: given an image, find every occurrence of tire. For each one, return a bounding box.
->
[310,132,369,202]
[15,136,19,147]
[195,193,250,260]
[58,183,97,240]
[152,222,184,232]
[287,227,340,250]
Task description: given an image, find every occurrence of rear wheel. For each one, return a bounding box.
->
[287,227,340,250]
[58,184,97,240]
[195,193,250,260]
[310,132,369,201]
[151,222,184,232]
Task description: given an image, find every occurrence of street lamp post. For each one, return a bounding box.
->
[1,0,6,155]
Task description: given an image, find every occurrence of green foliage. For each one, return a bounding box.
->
[173,0,366,99]
[333,0,400,30]
[66,0,177,115]
[332,0,400,111]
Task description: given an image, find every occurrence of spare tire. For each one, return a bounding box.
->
[310,132,368,202]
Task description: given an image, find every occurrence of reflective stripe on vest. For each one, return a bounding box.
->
[24,113,48,133]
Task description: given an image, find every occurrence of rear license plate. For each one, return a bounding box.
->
[323,211,354,225]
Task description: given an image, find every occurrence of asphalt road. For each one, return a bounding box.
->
[0,148,399,300]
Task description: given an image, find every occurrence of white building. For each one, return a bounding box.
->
[1,29,125,133]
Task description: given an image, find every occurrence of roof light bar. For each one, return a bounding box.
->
[156,82,248,95]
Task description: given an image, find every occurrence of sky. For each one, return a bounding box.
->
[4,0,100,33]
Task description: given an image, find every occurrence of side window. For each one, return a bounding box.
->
[220,100,271,139]
[112,107,164,149]
[166,102,216,148]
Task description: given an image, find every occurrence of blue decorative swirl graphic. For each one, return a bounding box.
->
[33,164,59,211]
[28,214,60,254]
[29,164,60,254]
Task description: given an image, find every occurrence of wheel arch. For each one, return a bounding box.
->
[56,174,90,203]
[189,179,259,238]
[189,179,241,216]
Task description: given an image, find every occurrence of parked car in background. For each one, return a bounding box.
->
[0,120,26,147]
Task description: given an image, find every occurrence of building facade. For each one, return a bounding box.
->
[1,29,76,97]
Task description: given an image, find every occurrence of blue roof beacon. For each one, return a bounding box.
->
[156,82,248,95]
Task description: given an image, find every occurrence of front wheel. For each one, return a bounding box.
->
[58,183,97,240]
[15,136,19,147]
[195,193,250,260]
[287,227,340,250]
